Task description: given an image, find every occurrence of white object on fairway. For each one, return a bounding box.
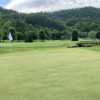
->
[8,32,13,41]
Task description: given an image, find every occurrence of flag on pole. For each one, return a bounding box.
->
[8,32,13,41]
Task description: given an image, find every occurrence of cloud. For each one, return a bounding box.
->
[5,0,100,13]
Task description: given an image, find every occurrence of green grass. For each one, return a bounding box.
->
[0,41,68,54]
[0,41,100,100]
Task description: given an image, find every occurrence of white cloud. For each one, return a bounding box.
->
[5,0,100,13]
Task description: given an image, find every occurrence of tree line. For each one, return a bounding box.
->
[0,7,100,42]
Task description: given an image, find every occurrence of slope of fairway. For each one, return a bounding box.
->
[0,45,100,100]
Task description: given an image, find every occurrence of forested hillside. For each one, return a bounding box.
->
[0,7,100,41]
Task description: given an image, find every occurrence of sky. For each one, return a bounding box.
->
[0,0,100,13]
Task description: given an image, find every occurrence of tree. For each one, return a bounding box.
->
[61,30,71,40]
[39,30,47,41]
[24,31,33,42]
[72,30,79,41]
[1,21,12,40]
[88,31,96,39]
[16,32,24,40]
[96,32,100,39]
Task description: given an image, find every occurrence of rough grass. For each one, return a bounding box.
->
[0,41,100,100]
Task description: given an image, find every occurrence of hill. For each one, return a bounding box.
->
[0,7,100,41]
[48,7,100,20]
[48,7,100,32]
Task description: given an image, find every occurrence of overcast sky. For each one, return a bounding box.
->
[0,0,100,13]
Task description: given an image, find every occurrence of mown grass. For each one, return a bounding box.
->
[0,41,100,100]
[0,41,69,54]
[87,46,100,52]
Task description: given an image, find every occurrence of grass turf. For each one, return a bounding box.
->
[0,41,100,100]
